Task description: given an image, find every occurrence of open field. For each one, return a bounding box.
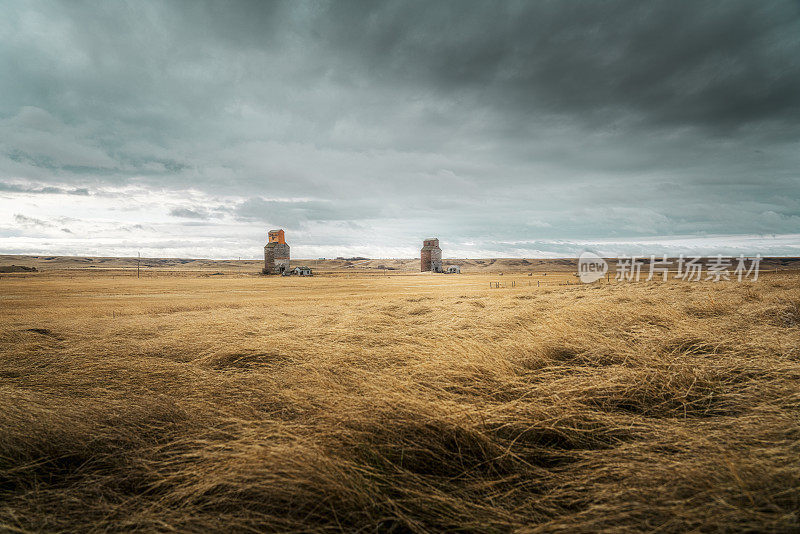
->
[1,264,800,532]
[3,254,800,275]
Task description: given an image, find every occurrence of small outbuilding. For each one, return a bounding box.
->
[292,266,313,276]
[446,265,461,274]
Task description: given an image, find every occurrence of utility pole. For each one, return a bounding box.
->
[137,251,140,279]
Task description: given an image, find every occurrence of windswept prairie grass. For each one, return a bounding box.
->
[1,271,799,532]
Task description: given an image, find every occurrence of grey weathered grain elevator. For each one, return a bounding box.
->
[263,229,290,274]
[421,238,442,273]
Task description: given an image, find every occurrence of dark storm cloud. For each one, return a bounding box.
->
[0,181,89,195]
[14,214,52,228]
[1,0,799,257]
[317,1,800,130]
[169,207,211,220]
[234,197,383,229]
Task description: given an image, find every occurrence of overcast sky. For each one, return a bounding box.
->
[1,1,799,259]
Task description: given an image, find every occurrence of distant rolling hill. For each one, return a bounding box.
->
[2,255,799,274]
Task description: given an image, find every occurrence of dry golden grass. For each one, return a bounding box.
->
[1,270,799,532]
